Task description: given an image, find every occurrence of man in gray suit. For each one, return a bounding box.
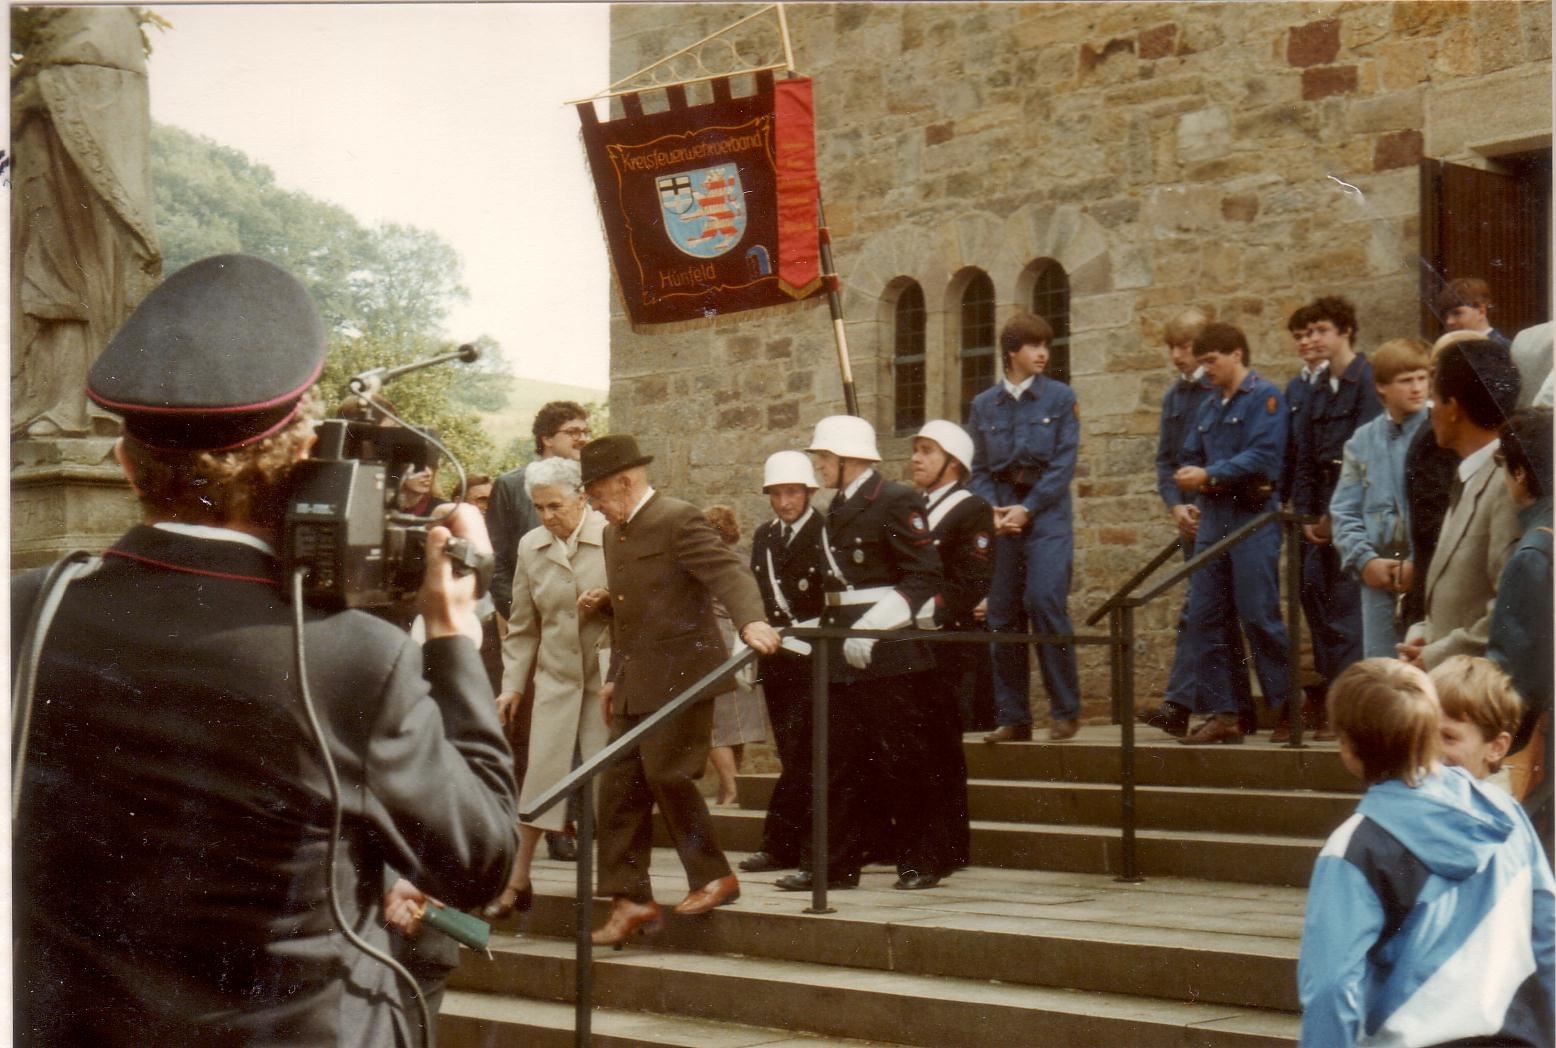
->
[1398,340,1522,670]
[581,435,781,946]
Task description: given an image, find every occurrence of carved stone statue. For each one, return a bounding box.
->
[11,7,161,438]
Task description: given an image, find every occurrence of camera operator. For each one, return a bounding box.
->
[12,255,518,1045]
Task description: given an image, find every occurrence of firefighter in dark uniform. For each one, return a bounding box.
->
[908,420,996,883]
[738,451,827,875]
[775,416,944,892]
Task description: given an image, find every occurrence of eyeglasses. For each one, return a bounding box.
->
[557,426,591,439]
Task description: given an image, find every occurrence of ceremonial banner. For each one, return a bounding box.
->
[578,71,822,327]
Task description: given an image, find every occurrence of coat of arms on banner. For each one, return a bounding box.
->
[657,165,746,259]
[577,71,822,327]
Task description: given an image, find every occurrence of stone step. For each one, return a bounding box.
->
[439,991,879,1047]
[449,933,1298,1047]
[495,864,1305,1013]
[689,809,1323,886]
[961,730,1356,792]
[734,774,1356,838]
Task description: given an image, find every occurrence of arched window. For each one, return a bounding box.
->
[958,271,996,423]
[1029,260,1071,385]
[892,282,926,435]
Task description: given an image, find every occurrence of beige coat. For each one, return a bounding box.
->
[501,508,611,831]
[1417,449,1522,669]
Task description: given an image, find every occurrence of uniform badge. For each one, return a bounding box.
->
[798,578,810,591]
[975,533,990,550]
[1267,395,1277,415]
[853,548,865,563]
[909,512,927,532]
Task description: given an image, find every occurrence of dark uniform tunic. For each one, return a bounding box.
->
[816,470,942,878]
[749,508,827,866]
[1293,353,1381,684]
[12,526,517,1046]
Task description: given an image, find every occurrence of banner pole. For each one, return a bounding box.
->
[816,196,859,417]
[776,3,796,73]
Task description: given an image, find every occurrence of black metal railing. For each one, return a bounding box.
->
[521,510,1310,1046]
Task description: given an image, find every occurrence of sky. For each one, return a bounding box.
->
[145,3,613,390]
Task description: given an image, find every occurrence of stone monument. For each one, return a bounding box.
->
[11,7,161,568]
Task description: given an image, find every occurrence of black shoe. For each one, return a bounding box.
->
[546,832,577,862]
[893,870,941,890]
[1137,702,1189,737]
[738,851,790,873]
[774,869,859,892]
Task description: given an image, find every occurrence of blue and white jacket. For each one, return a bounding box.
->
[1298,765,1554,1047]
[1329,407,1429,578]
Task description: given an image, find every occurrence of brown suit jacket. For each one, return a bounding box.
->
[1418,450,1522,668]
[604,491,768,716]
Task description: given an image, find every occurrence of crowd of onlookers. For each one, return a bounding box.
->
[445,278,1552,1039]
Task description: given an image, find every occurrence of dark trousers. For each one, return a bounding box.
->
[1164,545,1254,718]
[818,671,941,877]
[921,652,973,873]
[596,699,731,902]
[758,654,813,865]
[1300,540,1363,684]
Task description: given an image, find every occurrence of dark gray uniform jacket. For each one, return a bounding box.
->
[12,525,517,1046]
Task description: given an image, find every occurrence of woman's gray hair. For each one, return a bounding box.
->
[524,455,583,498]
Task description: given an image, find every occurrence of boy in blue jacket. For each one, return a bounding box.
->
[1299,658,1554,1047]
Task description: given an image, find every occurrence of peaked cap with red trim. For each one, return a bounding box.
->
[87,254,326,450]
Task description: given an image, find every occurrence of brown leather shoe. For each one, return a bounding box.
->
[1270,717,1292,744]
[591,898,663,948]
[1178,713,1244,745]
[673,874,740,915]
[983,723,1033,744]
[1047,719,1079,741]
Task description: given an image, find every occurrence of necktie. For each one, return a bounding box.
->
[1447,474,1465,512]
[782,523,794,545]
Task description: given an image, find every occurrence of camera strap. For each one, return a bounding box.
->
[12,551,100,820]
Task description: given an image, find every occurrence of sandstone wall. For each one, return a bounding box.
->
[604,2,1552,716]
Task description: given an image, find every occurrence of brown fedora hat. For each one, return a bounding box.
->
[580,433,655,487]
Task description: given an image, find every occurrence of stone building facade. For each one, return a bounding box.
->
[603,2,1552,717]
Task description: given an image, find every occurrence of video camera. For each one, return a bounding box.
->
[281,344,492,609]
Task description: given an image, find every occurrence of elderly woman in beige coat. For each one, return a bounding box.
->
[484,456,611,918]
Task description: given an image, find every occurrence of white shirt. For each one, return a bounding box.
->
[1002,374,1036,399]
[153,521,276,557]
[1457,439,1500,484]
[625,485,656,525]
[776,506,815,539]
[840,469,872,500]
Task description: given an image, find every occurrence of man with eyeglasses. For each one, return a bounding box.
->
[486,400,591,861]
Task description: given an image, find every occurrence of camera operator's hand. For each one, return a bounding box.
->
[419,503,490,646]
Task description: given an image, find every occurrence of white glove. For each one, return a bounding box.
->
[914,598,942,631]
[780,617,818,657]
[843,591,912,670]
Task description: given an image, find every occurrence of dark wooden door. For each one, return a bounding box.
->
[1420,153,1551,340]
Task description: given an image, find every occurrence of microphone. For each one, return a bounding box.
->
[349,343,482,396]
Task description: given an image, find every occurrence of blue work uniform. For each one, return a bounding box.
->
[968,375,1081,726]
[1279,364,1324,506]
[1156,370,1252,717]
[1327,408,1428,658]
[1293,354,1381,683]
[1180,370,1292,716]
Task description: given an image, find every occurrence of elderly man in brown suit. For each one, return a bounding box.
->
[581,434,781,946]
[1399,339,1522,670]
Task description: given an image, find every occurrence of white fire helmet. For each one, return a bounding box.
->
[762,450,819,491]
[915,419,975,474]
[807,415,881,462]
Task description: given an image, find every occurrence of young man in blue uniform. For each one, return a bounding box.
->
[968,312,1083,743]
[1173,322,1294,745]
[1140,308,1255,736]
[1290,296,1381,739]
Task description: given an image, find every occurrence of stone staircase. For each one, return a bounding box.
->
[440,727,1357,1046]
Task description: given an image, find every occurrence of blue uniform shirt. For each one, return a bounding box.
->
[967,375,1079,520]
[1280,366,1323,504]
[1155,370,1216,509]
[1182,370,1287,507]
